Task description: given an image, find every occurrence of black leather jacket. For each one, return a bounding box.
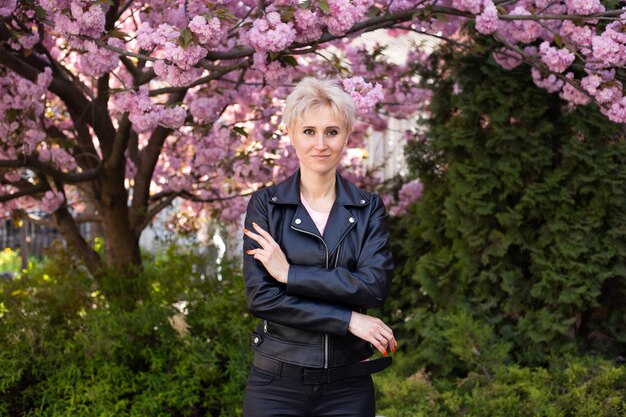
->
[243,169,394,369]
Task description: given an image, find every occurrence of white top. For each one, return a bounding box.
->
[300,193,331,236]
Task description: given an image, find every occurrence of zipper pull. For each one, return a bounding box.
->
[263,320,268,333]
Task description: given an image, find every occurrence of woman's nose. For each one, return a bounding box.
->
[314,134,327,148]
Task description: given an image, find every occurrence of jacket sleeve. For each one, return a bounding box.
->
[285,194,394,308]
[243,191,353,336]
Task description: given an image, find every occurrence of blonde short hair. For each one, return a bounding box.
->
[283,77,356,133]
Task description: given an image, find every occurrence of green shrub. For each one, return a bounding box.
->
[0,244,254,416]
[384,38,626,377]
[374,354,626,417]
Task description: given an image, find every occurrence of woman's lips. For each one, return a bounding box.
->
[312,155,330,159]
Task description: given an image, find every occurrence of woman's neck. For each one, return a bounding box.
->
[299,168,336,201]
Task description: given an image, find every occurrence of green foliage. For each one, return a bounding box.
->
[374,354,626,417]
[385,39,626,377]
[0,245,254,416]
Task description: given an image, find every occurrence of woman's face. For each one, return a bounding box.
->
[289,105,349,177]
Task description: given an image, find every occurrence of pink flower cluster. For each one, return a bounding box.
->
[294,9,324,42]
[342,76,384,115]
[39,0,105,38]
[115,87,187,133]
[492,48,523,70]
[590,20,626,68]
[0,0,16,17]
[531,68,564,93]
[389,180,424,216]
[565,0,604,15]
[188,15,227,48]
[581,72,622,104]
[560,21,595,48]
[38,143,77,171]
[137,22,208,85]
[325,0,374,36]
[247,12,296,52]
[453,0,483,14]
[0,68,52,155]
[476,0,499,35]
[76,39,122,78]
[507,6,542,43]
[560,73,591,105]
[539,41,575,73]
[40,190,65,213]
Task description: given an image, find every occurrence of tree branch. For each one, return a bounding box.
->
[135,191,179,234]
[0,156,102,183]
[0,182,49,202]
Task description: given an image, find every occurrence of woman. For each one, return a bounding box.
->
[242,77,396,417]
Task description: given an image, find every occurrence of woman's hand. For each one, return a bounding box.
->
[348,311,397,356]
[244,222,290,284]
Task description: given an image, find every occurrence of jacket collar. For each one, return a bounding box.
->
[269,169,370,255]
[269,169,371,207]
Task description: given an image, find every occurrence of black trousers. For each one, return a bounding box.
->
[242,366,376,417]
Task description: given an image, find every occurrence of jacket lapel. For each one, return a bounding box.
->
[269,169,371,256]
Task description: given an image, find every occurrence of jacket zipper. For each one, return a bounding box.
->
[291,225,330,368]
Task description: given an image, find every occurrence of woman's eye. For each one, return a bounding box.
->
[326,130,339,136]
[303,129,315,135]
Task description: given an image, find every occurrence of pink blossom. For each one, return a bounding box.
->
[342,76,384,115]
[294,9,324,43]
[4,170,21,182]
[77,39,122,77]
[247,12,296,52]
[591,24,626,68]
[531,68,564,93]
[390,180,424,216]
[69,2,105,37]
[602,96,626,123]
[539,41,575,73]
[188,15,227,47]
[476,0,499,35]
[325,0,373,36]
[560,21,595,48]
[136,22,179,50]
[40,190,65,213]
[189,95,230,124]
[0,0,16,17]
[153,60,203,87]
[581,73,622,104]
[492,48,523,70]
[508,6,541,43]
[159,106,187,129]
[264,61,295,86]
[565,0,604,15]
[452,0,482,14]
[18,32,39,50]
[560,73,591,105]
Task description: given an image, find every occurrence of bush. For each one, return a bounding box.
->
[374,354,626,417]
[0,244,254,416]
[384,38,626,377]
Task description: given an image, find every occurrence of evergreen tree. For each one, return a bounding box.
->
[385,41,626,378]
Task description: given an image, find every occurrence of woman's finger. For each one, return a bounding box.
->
[244,227,270,250]
[252,222,288,261]
[251,223,282,250]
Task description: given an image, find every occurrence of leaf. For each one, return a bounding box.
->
[280,55,299,67]
[34,5,46,19]
[318,0,331,14]
[281,9,295,23]
[366,6,381,18]
[177,28,196,49]
[553,34,563,48]
[232,126,248,138]
[108,29,129,40]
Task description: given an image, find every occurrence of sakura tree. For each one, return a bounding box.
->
[0,0,624,280]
